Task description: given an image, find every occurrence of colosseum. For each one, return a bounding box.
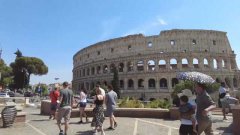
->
[72,29,240,100]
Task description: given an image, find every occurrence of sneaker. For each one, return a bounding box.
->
[49,115,52,119]
[59,130,64,135]
[107,127,115,130]
[114,122,117,128]
[78,121,83,124]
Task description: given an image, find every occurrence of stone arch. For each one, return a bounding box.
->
[137,60,144,71]
[128,79,134,89]
[193,58,199,68]
[225,77,231,88]
[127,61,134,72]
[182,58,188,68]
[222,59,226,69]
[159,59,166,69]
[233,78,238,88]
[87,68,90,76]
[160,78,168,89]
[103,65,108,73]
[148,60,155,71]
[97,66,101,74]
[170,58,177,69]
[172,78,179,87]
[118,63,124,72]
[86,82,90,90]
[110,63,115,73]
[204,58,209,68]
[213,59,218,69]
[83,69,86,76]
[90,82,95,90]
[148,78,156,88]
[91,67,95,75]
[138,79,144,88]
[119,80,124,89]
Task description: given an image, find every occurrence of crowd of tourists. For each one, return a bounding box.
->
[49,82,118,135]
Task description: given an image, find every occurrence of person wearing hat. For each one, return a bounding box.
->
[178,89,197,135]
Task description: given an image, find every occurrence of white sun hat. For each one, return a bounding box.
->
[177,89,194,99]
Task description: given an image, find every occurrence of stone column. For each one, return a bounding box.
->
[124,61,128,73]
[177,58,182,70]
[134,78,138,90]
[198,57,204,69]
[124,78,128,90]
[188,57,193,69]
[217,59,222,70]
[144,59,148,72]
[155,59,159,71]
[166,59,170,70]
[168,77,172,92]
[209,59,214,69]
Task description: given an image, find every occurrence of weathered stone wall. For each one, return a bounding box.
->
[72,29,240,100]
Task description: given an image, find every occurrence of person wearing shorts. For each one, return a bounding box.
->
[105,84,118,130]
[78,88,88,123]
[49,87,60,120]
[57,82,73,135]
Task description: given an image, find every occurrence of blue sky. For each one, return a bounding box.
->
[0,0,240,85]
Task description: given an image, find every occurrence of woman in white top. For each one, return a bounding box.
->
[78,89,88,123]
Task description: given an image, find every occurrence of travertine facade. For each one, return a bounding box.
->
[72,29,240,100]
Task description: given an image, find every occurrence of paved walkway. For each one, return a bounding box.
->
[0,107,233,135]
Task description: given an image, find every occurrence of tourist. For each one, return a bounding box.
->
[218,82,227,107]
[56,82,74,135]
[105,84,118,130]
[78,88,89,123]
[195,83,216,135]
[178,89,197,135]
[49,86,60,120]
[221,91,239,120]
[91,87,105,135]
[96,84,105,96]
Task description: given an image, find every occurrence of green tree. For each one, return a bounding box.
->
[10,50,48,88]
[111,66,120,98]
[0,59,13,88]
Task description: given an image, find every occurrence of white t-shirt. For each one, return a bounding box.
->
[219,86,226,94]
[180,98,197,125]
[80,91,87,103]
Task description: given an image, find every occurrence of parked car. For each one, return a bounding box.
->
[8,91,15,97]
[0,92,10,97]
[24,91,33,97]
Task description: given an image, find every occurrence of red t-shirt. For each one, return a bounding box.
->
[49,90,60,103]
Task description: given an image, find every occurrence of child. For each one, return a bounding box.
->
[179,95,197,134]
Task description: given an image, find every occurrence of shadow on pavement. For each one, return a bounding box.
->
[75,130,93,135]
[31,119,51,122]
[216,123,233,134]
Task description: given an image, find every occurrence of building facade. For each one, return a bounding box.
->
[72,29,240,99]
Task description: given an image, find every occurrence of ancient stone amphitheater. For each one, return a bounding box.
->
[72,29,240,100]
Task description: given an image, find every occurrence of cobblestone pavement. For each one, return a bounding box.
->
[0,107,233,135]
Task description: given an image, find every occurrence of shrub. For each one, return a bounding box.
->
[118,97,144,108]
[145,99,171,109]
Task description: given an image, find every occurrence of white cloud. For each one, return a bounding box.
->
[123,16,168,36]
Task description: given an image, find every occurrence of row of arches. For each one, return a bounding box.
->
[74,57,234,78]
[76,76,239,91]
